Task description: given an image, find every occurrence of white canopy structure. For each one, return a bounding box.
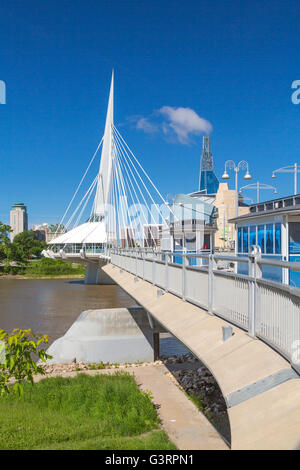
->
[49,222,106,245]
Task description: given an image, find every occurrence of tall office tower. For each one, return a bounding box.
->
[10,202,28,241]
[198,136,219,194]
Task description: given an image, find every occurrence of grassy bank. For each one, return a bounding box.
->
[0,373,176,450]
[0,258,86,279]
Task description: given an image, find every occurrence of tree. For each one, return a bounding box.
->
[0,222,12,262]
[12,230,47,262]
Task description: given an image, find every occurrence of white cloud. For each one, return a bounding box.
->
[136,117,158,134]
[133,106,212,145]
[159,106,212,144]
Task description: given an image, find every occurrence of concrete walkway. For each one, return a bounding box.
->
[35,364,228,451]
[103,264,300,450]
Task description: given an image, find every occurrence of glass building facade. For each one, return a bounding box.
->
[198,136,219,195]
[237,222,282,282]
[237,223,281,255]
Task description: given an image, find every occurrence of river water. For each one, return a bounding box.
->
[0,279,190,356]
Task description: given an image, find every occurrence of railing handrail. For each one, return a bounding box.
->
[110,247,300,373]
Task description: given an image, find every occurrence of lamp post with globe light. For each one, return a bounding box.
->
[239,181,277,203]
[221,160,252,217]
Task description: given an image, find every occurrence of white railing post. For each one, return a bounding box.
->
[182,252,188,301]
[152,254,156,286]
[135,249,138,276]
[248,247,262,337]
[165,253,169,292]
[248,255,256,337]
[208,254,216,314]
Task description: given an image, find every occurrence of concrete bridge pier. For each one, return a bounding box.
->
[84,260,115,285]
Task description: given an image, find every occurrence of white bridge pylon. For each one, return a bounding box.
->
[44,72,174,281]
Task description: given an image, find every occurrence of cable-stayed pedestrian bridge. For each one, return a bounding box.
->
[43,72,300,449]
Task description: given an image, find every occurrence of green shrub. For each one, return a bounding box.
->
[0,329,52,396]
[28,258,86,276]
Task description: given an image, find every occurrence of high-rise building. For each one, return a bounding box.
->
[10,202,28,241]
[198,136,219,194]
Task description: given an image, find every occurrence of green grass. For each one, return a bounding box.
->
[0,373,176,450]
[25,258,86,277]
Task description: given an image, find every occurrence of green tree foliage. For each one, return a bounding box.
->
[0,222,12,261]
[0,328,52,396]
[12,230,47,262]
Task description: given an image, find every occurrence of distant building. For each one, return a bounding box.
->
[10,202,28,241]
[143,224,162,249]
[198,136,219,195]
[33,223,66,243]
[161,192,218,264]
[121,227,135,248]
[214,183,249,249]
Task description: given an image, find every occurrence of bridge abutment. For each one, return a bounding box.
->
[84,260,115,285]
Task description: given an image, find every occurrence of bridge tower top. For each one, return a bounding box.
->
[92,70,114,219]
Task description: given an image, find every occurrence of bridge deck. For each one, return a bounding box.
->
[103,263,300,450]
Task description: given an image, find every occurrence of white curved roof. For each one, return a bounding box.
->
[49,222,107,244]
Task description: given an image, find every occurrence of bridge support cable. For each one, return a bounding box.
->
[113,125,168,208]
[114,153,140,247]
[112,145,132,246]
[113,128,168,229]
[55,136,103,235]
[116,143,156,248]
[64,175,98,231]
[74,177,99,228]
[113,135,158,248]
[113,125,179,227]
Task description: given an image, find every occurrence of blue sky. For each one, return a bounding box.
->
[0,0,300,226]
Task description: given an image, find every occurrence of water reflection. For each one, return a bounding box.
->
[0,279,137,346]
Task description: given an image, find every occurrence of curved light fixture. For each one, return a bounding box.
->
[222,170,230,179]
[244,171,252,180]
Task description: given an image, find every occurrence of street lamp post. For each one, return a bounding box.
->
[272,163,300,195]
[221,160,252,217]
[239,181,277,203]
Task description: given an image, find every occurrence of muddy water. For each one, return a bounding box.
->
[0,278,191,356]
[0,279,137,345]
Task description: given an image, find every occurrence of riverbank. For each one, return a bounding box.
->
[0,273,84,280]
[0,258,86,278]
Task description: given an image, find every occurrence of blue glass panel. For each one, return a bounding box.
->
[289,223,300,254]
[250,225,256,246]
[237,254,249,275]
[199,170,219,194]
[261,255,282,283]
[266,223,274,254]
[238,228,242,253]
[275,223,281,254]
[257,225,265,253]
[289,255,300,286]
[242,226,249,253]
[173,251,183,264]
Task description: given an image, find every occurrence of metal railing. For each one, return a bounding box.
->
[109,247,300,373]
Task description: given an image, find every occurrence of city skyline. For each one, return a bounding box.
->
[0,1,300,225]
